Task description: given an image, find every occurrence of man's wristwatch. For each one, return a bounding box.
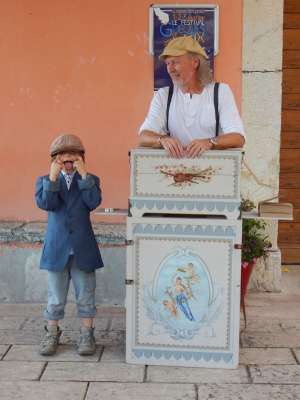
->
[208,137,218,149]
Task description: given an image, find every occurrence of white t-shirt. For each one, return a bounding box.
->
[139,83,245,146]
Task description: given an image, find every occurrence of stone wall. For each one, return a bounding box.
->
[242,0,284,290]
[0,222,126,304]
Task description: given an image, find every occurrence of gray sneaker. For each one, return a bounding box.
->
[39,325,62,356]
[77,326,96,355]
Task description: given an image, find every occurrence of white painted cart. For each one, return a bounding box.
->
[126,149,243,369]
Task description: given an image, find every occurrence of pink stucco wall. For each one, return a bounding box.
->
[0,1,243,220]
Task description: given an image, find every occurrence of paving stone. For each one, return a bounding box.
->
[110,315,125,330]
[0,345,9,359]
[241,318,283,333]
[0,361,45,381]
[250,365,300,384]
[0,381,87,400]
[147,365,249,384]
[241,331,300,348]
[294,348,300,364]
[61,330,124,346]
[197,383,300,400]
[3,345,101,362]
[42,361,144,382]
[22,316,109,331]
[101,344,125,363]
[86,382,196,400]
[239,348,296,365]
[245,293,300,320]
[0,316,25,330]
[0,330,42,345]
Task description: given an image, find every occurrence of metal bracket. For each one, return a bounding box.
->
[125,279,134,285]
[234,244,243,250]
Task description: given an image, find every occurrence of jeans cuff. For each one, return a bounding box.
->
[77,306,97,318]
[44,308,65,321]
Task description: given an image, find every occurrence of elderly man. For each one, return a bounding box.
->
[138,36,245,158]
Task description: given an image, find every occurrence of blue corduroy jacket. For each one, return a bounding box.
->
[35,172,104,272]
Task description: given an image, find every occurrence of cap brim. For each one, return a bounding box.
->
[159,50,187,60]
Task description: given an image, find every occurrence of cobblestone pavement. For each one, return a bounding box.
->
[0,267,299,399]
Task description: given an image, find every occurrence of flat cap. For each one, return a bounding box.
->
[160,36,208,60]
[50,134,85,157]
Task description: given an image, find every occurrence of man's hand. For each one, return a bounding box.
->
[160,136,185,158]
[49,155,63,182]
[73,156,87,178]
[186,139,212,158]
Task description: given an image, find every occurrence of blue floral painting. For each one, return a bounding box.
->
[144,248,224,340]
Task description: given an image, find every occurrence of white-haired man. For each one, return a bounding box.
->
[139,36,245,158]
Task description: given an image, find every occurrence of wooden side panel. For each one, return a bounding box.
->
[285,0,300,14]
[279,1,300,262]
[281,131,300,148]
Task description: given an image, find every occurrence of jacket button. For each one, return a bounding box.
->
[69,230,73,234]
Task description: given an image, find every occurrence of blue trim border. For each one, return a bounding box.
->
[133,348,233,363]
[133,223,236,237]
[130,199,240,213]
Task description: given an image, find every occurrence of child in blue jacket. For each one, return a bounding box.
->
[35,133,103,356]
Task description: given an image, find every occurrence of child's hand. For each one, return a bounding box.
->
[49,155,63,182]
[73,157,87,178]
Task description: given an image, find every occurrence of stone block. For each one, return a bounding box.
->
[243,0,284,70]
[0,247,27,302]
[101,344,125,363]
[197,383,300,399]
[3,345,101,362]
[0,361,45,381]
[250,365,300,384]
[241,72,282,206]
[0,381,87,400]
[41,361,145,382]
[147,365,249,384]
[24,254,48,302]
[239,348,296,365]
[86,382,196,400]
[242,72,282,128]
[96,247,126,305]
[249,250,281,292]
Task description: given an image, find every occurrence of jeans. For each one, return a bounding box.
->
[44,256,97,320]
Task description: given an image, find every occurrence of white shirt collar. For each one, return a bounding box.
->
[61,170,76,178]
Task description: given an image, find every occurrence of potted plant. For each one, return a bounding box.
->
[240,199,272,325]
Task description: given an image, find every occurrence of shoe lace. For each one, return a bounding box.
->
[79,331,94,346]
[41,331,59,346]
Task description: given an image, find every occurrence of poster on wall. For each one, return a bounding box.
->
[149,4,219,91]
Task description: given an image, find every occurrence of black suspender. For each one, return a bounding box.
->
[165,82,220,137]
[166,83,173,135]
[213,82,220,137]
